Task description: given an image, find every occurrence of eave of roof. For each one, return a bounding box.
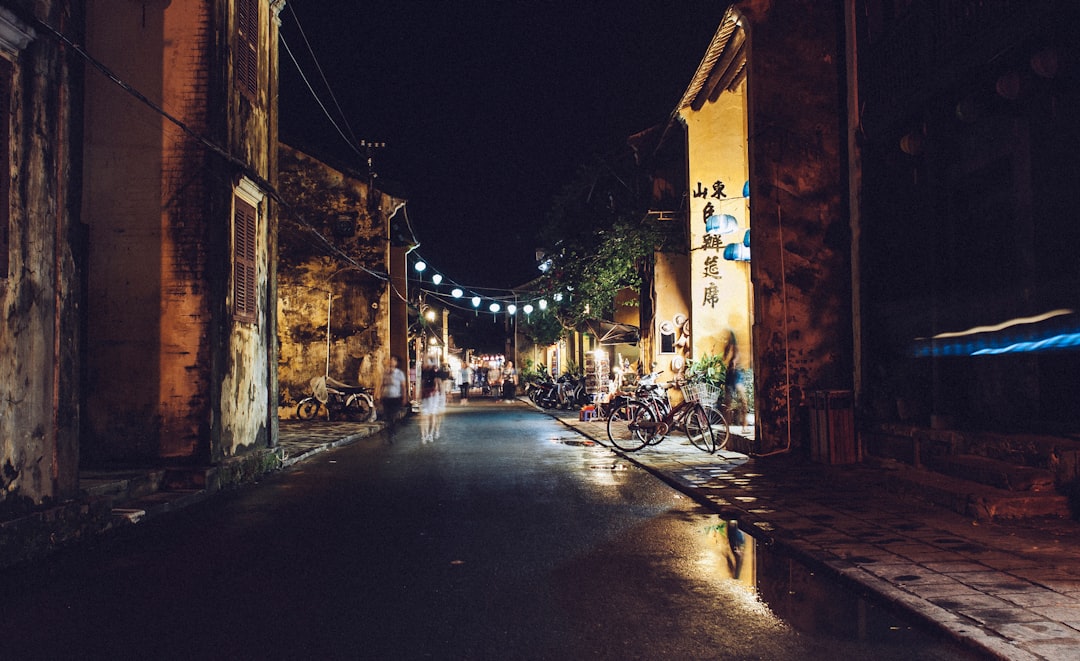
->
[647,6,747,161]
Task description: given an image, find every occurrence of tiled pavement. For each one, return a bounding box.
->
[28,401,1080,660]
[544,407,1080,661]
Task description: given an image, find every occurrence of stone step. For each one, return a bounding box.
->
[110,489,208,526]
[871,459,1070,521]
[929,453,1056,492]
[79,469,166,501]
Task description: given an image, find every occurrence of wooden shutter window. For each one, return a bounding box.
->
[233,196,257,323]
[236,0,258,98]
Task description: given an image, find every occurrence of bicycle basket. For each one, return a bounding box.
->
[310,376,329,404]
[682,382,721,406]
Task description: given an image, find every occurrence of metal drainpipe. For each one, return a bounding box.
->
[52,30,65,486]
[756,169,793,457]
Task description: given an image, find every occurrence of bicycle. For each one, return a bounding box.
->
[606,380,715,453]
[296,375,377,422]
[683,381,732,452]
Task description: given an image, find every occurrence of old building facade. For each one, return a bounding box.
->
[79,0,283,466]
[276,143,409,416]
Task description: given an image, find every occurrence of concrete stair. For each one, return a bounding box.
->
[871,457,1070,521]
[862,424,1078,521]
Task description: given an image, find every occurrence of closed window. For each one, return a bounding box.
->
[236,0,258,98]
[233,195,257,323]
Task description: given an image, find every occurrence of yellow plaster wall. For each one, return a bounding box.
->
[651,251,691,380]
[681,81,753,374]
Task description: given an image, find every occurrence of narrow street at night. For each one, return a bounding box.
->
[2,402,973,661]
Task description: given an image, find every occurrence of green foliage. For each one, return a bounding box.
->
[520,311,565,348]
[686,353,727,388]
[536,147,664,329]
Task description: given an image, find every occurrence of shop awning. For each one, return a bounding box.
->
[582,319,640,345]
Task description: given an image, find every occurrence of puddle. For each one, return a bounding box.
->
[700,516,980,656]
[551,436,596,447]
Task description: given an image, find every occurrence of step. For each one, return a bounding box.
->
[110,489,208,526]
[930,453,1056,492]
[873,460,1070,521]
[79,469,167,501]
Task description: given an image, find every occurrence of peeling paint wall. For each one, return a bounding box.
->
[81,1,279,464]
[276,145,394,416]
[0,1,81,506]
[739,0,853,452]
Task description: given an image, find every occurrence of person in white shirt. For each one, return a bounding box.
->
[378,355,407,444]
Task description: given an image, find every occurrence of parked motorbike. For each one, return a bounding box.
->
[296,375,377,422]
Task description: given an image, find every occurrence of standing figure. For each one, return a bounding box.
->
[459,363,473,404]
[501,360,518,401]
[419,357,443,443]
[378,355,407,444]
[722,329,747,426]
[430,362,451,439]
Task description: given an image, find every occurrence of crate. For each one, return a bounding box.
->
[579,405,597,422]
[809,390,857,464]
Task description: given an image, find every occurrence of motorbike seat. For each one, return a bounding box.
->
[326,376,370,394]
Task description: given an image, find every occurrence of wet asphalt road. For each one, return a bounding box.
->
[2,401,976,660]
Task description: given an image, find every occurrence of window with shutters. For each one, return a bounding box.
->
[233,195,258,323]
[0,57,10,278]
[235,0,259,98]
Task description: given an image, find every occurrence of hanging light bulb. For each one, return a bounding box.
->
[414,261,427,273]
[538,299,548,310]
[553,292,563,302]
[523,304,534,315]
[451,288,463,298]
[488,302,501,313]
[431,273,443,286]
[507,304,517,315]
[471,296,481,308]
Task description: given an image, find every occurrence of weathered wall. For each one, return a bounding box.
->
[82,0,279,464]
[276,145,392,417]
[0,1,81,506]
[215,0,280,459]
[739,0,853,451]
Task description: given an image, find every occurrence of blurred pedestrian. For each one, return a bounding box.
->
[419,357,443,443]
[459,363,473,404]
[501,360,518,401]
[378,355,406,444]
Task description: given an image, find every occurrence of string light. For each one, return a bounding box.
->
[409,252,558,319]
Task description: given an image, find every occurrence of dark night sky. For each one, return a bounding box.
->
[278,1,722,291]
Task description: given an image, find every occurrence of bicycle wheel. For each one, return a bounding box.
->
[704,405,731,451]
[684,403,716,453]
[345,394,375,422]
[296,398,321,420]
[606,401,656,452]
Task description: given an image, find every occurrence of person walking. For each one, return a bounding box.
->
[419,357,444,443]
[459,363,473,405]
[501,360,518,401]
[378,355,407,444]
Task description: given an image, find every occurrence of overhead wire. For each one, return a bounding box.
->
[285,3,359,147]
[36,9,541,318]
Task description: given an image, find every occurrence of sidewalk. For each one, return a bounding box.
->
[545,407,1080,661]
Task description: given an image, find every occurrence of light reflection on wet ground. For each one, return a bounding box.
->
[686,510,982,659]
